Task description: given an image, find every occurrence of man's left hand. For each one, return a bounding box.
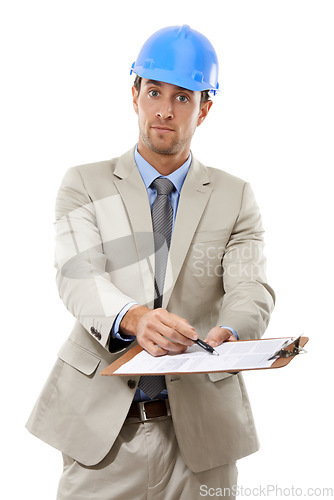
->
[204,327,238,347]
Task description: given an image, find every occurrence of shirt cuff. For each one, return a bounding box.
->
[111,302,138,341]
[220,326,239,340]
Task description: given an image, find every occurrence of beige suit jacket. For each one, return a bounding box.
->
[26,147,275,473]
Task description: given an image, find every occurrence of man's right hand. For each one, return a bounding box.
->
[119,305,198,357]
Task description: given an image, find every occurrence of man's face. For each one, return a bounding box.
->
[132,79,212,158]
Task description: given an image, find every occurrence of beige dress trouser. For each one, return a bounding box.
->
[57,415,237,500]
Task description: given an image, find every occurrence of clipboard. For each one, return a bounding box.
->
[101,336,309,376]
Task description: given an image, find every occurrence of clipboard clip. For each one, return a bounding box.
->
[268,336,307,360]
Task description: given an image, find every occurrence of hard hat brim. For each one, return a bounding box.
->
[131,66,219,94]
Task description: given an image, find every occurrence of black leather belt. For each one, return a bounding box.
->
[126,399,171,422]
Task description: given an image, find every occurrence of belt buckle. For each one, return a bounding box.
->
[137,401,149,422]
[137,399,171,422]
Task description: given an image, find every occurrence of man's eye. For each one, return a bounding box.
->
[176,95,189,103]
[148,90,159,97]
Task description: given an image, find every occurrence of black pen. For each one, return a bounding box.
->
[193,339,219,356]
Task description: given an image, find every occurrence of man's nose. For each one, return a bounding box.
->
[156,99,174,119]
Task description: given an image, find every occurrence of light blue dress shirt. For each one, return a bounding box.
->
[110,146,238,401]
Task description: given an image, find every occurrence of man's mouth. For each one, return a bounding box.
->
[151,125,174,133]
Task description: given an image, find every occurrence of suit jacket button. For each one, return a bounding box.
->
[97,332,102,340]
[90,327,96,334]
[127,380,136,389]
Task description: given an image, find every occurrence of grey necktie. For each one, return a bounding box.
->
[138,178,174,400]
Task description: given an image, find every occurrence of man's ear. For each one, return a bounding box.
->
[197,100,213,127]
[132,86,139,115]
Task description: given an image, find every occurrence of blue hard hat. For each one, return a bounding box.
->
[130,25,219,94]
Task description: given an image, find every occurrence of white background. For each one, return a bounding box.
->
[1,0,333,498]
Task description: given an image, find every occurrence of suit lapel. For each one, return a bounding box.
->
[163,156,212,308]
[113,148,156,306]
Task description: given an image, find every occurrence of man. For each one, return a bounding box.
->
[27,25,275,499]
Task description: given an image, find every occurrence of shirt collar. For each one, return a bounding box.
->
[134,145,191,194]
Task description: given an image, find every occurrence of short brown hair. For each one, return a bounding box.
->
[133,75,211,107]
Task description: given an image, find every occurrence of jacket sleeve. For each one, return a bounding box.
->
[217,182,275,340]
[54,166,135,350]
